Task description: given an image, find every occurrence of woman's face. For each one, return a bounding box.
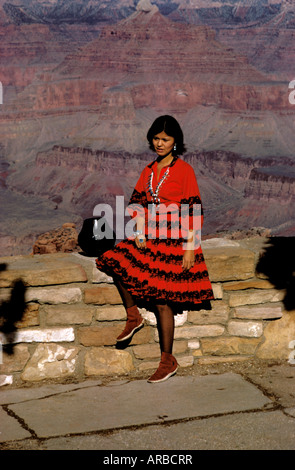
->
[152,131,175,159]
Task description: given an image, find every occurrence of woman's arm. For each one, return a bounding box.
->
[134,215,147,249]
[182,229,195,270]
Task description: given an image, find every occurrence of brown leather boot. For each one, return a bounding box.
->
[116,305,144,342]
[147,352,178,383]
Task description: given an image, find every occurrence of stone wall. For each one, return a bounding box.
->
[1,238,295,388]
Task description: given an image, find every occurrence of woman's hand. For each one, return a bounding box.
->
[134,217,146,249]
[135,235,146,249]
[182,249,195,270]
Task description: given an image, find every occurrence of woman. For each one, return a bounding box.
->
[96,115,214,383]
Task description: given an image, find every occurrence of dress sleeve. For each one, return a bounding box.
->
[180,165,203,238]
[127,168,148,219]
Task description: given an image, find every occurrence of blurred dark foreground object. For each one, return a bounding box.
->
[78,217,116,257]
[0,273,27,354]
[256,237,295,311]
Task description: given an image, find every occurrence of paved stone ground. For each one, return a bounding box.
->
[0,359,295,451]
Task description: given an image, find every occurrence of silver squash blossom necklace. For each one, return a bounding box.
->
[147,166,170,217]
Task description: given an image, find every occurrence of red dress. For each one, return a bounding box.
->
[96,156,214,308]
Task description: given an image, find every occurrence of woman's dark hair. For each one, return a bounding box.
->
[147,115,186,156]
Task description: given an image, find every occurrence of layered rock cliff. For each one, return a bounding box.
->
[1,1,293,165]
[244,167,295,202]
[0,22,101,90]
[0,1,294,255]
[6,7,287,115]
[0,1,288,28]
[7,145,295,243]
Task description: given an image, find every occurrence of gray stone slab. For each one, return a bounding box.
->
[0,379,102,405]
[247,364,295,409]
[8,373,271,438]
[0,407,31,442]
[43,410,295,450]
[285,408,295,418]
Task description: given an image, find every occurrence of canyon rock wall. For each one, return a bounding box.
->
[7,146,295,245]
[0,1,294,255]
[1,1,289,28]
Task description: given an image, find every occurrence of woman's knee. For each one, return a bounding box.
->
[155,304,173,316]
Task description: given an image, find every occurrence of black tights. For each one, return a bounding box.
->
[154,304,175,354]
[114,276,175,354]
[114,276,135,309]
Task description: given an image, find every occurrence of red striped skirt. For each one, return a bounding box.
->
[96,237,214,307]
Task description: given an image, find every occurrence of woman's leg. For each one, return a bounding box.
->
[114,275,136,309]
[112,276,144,342]
[155,304,175,354]
[148,304,178,383]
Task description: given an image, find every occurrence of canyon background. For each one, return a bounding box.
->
[0,0,294,256]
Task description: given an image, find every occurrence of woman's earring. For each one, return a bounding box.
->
[173,144,177,151]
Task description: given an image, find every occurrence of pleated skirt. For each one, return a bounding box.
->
[96,236,214,308]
